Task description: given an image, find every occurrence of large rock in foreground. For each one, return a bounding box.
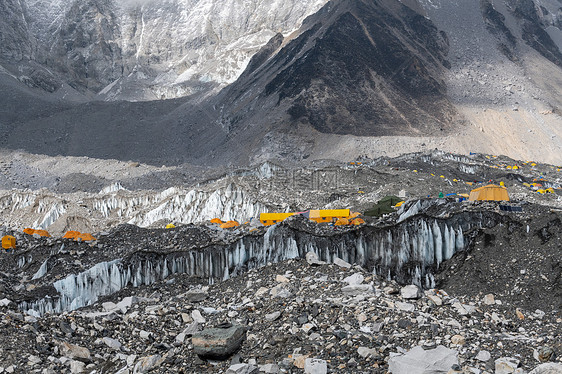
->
[192,325,247,359]
[388,345,458,374]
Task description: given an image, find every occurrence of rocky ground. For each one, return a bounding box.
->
[0,253,560,373]
[0,150,561,373]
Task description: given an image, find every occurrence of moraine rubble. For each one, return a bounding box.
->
[0,151,561,373]
[0,199,561,373]
[0,253,560,373]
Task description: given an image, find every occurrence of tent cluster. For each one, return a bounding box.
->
[62,231,97,242]
[209,218,241,229]
[522,176,559,194]
[259,209,365,227]
[23,228,51,237]
[3,228,96,251]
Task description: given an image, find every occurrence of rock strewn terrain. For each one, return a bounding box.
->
[0,253,560,373]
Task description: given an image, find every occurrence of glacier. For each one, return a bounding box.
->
[0,183,269,233]
[19,212,478,316]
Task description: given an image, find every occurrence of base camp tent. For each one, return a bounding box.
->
[364,196,402,217]
[469,184,510,201]
[2,235,16,249]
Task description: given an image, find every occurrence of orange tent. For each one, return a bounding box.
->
[77,233,96,242]
[2,235,16,249]
[348,212,361,220]
[210,218,223,224]
[220,221,240,229]
[63,231,81,239]
[23,228,51,237]
[35,230,51,237]
[469,184,510,201]
[334,218,350,226]
[351,218,365,225]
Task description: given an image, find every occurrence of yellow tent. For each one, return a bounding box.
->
[469,184,510,201]
[309,209,350,223]
[259,213,295,226]
[165,223,176,229]
[2,235,16,249]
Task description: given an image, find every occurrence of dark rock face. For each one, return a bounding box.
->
[508,0,562,65]
[0,0,35,61]
[47,0,124,92]
[480,0,518,62]
[222,0,457,137]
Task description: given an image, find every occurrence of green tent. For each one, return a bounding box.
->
[364,195,402,217]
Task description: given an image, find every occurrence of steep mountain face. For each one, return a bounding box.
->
[0,0,35,62]
[3,0,329,101]
[214,0,458,138]
[46,0,124,94]
[1,0,562,165]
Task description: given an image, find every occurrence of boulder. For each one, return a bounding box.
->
[483,294,495,305]
[184,289,209,302]
[529,363,562,374]
[58,341,91,362]
[475,350,491,362]
[304,358,328,374]
[495,357,520,374]
[343,273,364,285]
[388,345,458,374]
[133,355,163,373]
[333,257,352,269]
[341,284,373,296]
[259,363,280,373]
[305,252,325,266]
[225,363,259,374]
[69,360,85,374]
[400,285,421,299]
[192,325,247,359]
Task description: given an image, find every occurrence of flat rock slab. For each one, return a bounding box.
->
[192,325,247,359]
[388,345,458,374]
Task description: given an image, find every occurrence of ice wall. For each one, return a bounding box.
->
[20,214,473,316]
[125,184,268,226]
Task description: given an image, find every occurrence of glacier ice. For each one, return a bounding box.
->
[32,259,49,280]
[20,215,469,316]
[0,183,268,232]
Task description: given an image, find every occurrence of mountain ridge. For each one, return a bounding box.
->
[1,0,562,165]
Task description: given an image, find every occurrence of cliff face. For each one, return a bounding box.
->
[215,0,457,138]
[0,0,35,61]
[3,0,329,100]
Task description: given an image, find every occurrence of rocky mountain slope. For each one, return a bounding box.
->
[1,0,562,166]
[0,0,329,101]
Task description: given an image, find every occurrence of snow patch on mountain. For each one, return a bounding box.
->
[22,0,330,101]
